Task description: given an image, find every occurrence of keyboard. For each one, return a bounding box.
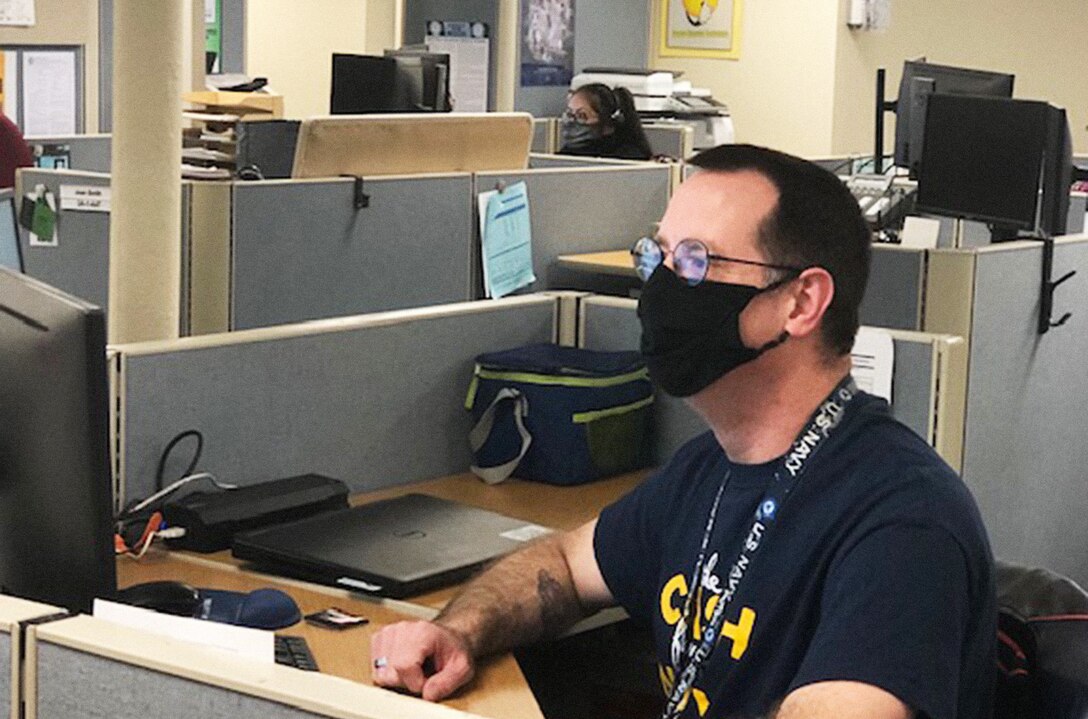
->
[274,634,319,671]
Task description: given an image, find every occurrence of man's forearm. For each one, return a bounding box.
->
[434,536,588,658]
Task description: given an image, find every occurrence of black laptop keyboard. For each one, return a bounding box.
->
[275,635,319,671]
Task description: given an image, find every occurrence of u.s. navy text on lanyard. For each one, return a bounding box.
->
[661,376,859,719]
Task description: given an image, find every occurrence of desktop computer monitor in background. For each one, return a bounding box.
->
[916,94,1072,238]
[894,60,1014,178]
[330,53,399,114]
[0,190,23,273]
[384,49,451,112]
[0,268,116,612]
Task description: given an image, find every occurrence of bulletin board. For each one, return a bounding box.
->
[658,0,743,60]
[0,45,84,135]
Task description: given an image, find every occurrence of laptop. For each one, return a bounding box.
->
[231,494,550,599]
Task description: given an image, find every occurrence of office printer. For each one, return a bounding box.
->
[571,68,735,149]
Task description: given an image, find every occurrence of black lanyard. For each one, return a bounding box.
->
[661,376,860,719]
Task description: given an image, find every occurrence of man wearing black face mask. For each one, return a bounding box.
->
[370,145,996,719]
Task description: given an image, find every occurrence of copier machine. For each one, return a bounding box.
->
[571,68,735,149]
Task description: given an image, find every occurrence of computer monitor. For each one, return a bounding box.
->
[916,94,1072,238]
[0,190,22,273]
[0,268,116,612]
[384,49,451,113]
[894,61,1014,178]
[330,53,399,114]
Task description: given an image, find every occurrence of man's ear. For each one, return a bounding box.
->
[783,268,835,340]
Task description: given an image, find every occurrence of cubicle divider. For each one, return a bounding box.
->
[575,295,968,471]
[0,597,63,719]
[477,164,671,295]
[111,295,561,505]
[15,169,193,334]
[526,153,647,170]
[642,123,694,161]
[27,615,473,719]
[25,134,112,173]
[943,235,1088,587]
[222,174,477,331]
[531,118,557,154]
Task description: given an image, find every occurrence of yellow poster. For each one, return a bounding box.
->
[659,0,742,59]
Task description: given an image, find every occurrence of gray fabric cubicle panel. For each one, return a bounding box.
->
[119,299,557,501]
[35,644,325,719]
[25,135,112,173]
[477,166,670,294]
[643,126,687,160]
[18,170,111,309]
[531,120,553,154]
[860,246,924,331]
[526,155,640,170]
[230,176,474,330]
[578,298,938,461]
[959,239,1088,587]
[0,632,9,718]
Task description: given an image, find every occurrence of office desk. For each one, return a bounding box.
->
[117,470,649,719]
[556,250,636,278]
[117,551,543,719]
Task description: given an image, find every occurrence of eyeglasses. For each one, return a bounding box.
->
[630,236,805,286]
[562,108,596,125]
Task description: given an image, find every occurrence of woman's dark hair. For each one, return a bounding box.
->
[574,83,652,159]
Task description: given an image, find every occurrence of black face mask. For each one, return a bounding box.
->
[637,264,790,397]
[560,118,598,149]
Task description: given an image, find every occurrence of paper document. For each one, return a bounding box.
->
[478,182,536,298]
[60,185,111,213]
[851,327,894,403]
[426,37,490,113]
[0,0,34,26]
[3,51,19,120]
[94,599,274,664]
[21,50,77,135]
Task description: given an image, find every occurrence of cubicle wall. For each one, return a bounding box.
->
[15,169,192,333]
[946,236,1088,586]
[861,246,926,331]
[28,616,474,719]
[576,295,968,470]
[642,124,694,161]
[112,296,560,504]
[531,119,556,154]
[224,174,476,330]
[0,597,63,719]
[25,135,112,173]
[477,165,670,294]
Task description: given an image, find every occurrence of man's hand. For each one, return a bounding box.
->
[370,621,476,701]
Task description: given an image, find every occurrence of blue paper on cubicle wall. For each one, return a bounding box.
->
[478,181,536,299]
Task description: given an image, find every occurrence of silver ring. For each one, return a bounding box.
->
[373,656,388,669]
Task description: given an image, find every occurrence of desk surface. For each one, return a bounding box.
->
[556,250,637,278]
[118,470,649,719]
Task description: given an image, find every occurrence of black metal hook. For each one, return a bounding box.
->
[340,175,370,210]
[1037,236,1076,334]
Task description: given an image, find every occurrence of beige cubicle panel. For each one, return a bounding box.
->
[27,615,494,719]
[0,596,64,719]
[291,113,534,179]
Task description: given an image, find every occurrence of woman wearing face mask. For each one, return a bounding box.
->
[557,83,653,161]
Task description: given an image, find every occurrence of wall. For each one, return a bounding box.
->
[832,0,1088,155]
[0,0,100,132]
[245,0,368,119]
[649,0,841,157]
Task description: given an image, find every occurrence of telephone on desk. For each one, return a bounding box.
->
[843,173,916,239]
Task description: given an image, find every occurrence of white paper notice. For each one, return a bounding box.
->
[851,327,894,403]
[204,0,216,23]
[93,599,274,664]
[60,185,111,213]
[427,37,490,113]
[21,50,77,135]
[3,51,19,120]
[0,0,34,26]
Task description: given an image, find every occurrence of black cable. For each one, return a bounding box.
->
[155,430,204,493]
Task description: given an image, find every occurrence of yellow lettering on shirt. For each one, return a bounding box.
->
[720,606,756,659]
[660,574,688,625]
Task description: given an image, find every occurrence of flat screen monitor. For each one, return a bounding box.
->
[894,61,1014,177]
[330,53,399,114]
[0,268,116,612]
[0,190,21,273]
[916,94,1069,236]
[384,50,450,113]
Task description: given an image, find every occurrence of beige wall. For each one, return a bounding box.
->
[0,0,100,132]
[833,0,1088,155]
[649,1,841,157]
[246,0,369,119]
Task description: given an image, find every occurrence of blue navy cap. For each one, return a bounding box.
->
[196,588,301,630]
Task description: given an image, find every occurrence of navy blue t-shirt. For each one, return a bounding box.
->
[594,390,996,719]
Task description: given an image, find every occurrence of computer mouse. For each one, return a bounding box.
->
[116,580,202,617]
